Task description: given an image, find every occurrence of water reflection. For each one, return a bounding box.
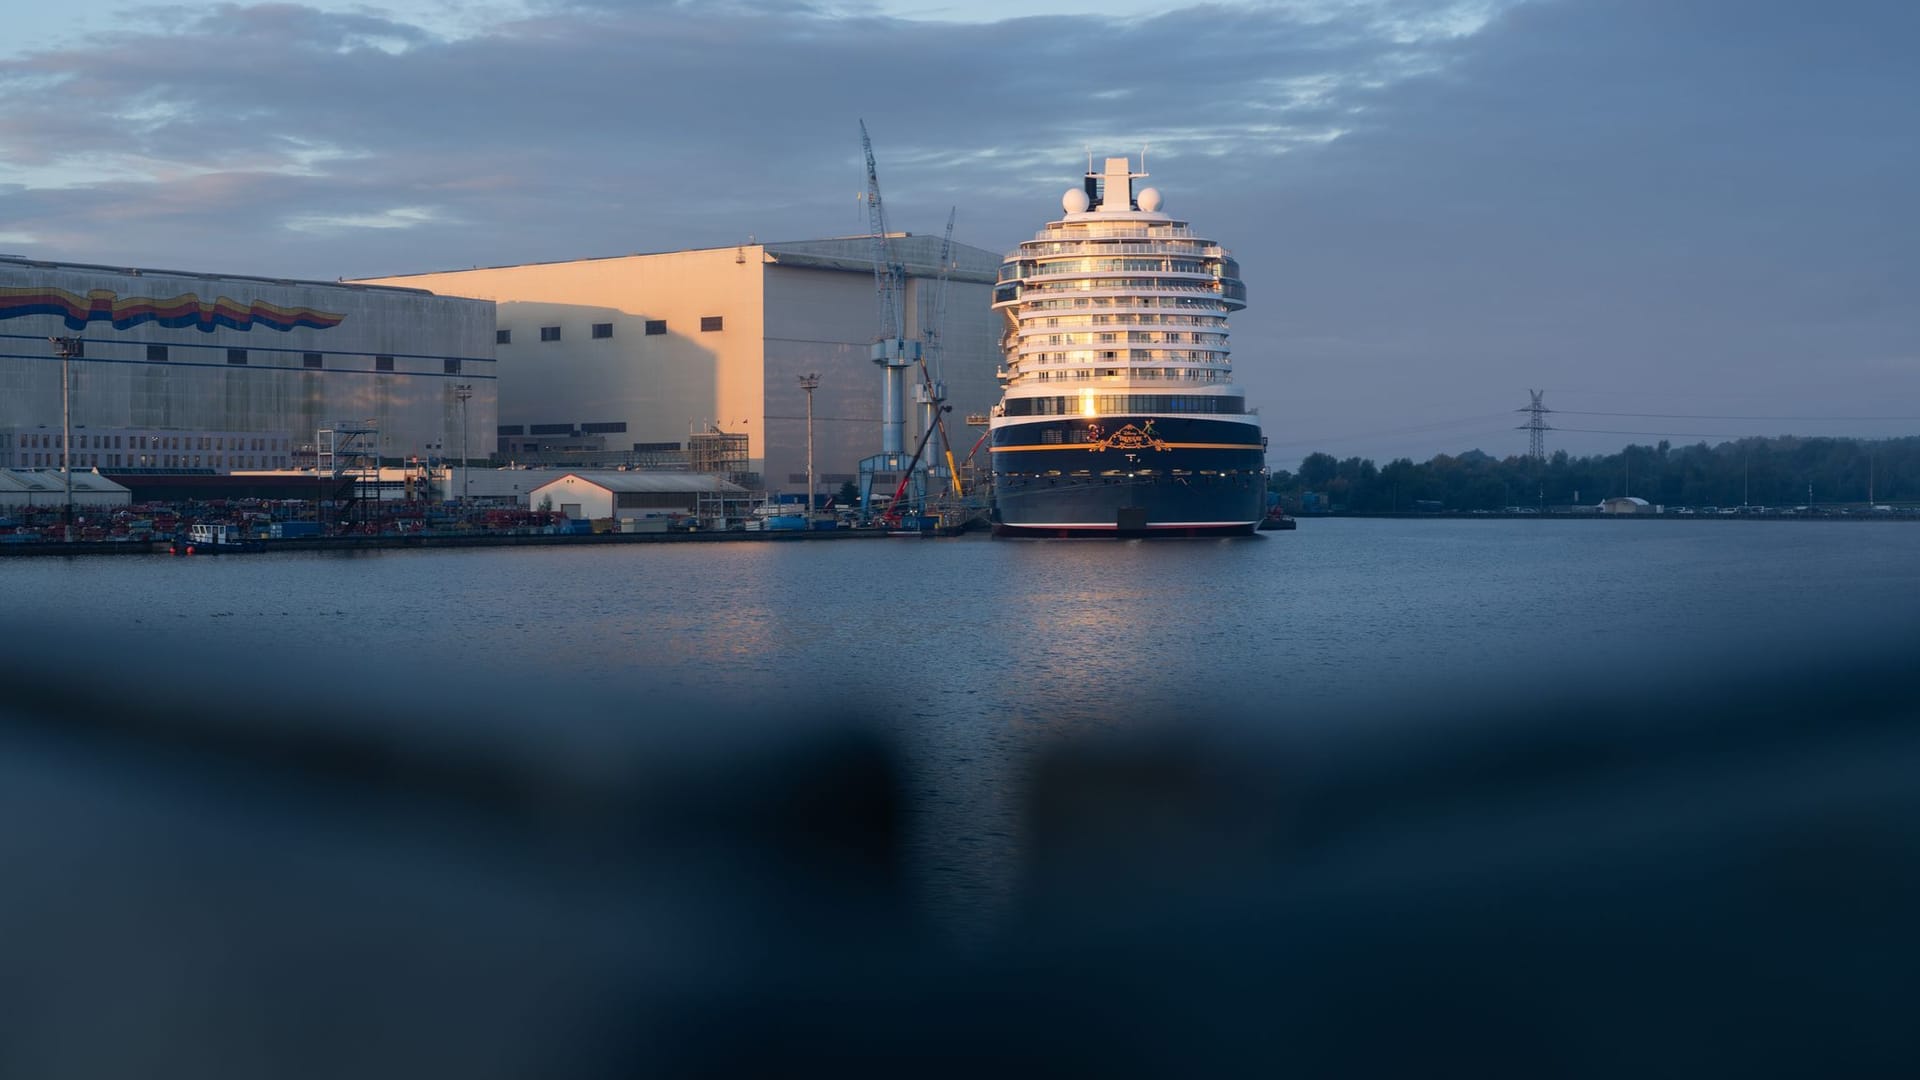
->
[8,520,1920,939]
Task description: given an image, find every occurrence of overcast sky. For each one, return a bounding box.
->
[3,0,1914,463]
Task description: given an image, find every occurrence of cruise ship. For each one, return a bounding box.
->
[988,155,1268,536]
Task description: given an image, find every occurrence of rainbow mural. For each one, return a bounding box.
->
[0,286,347,333]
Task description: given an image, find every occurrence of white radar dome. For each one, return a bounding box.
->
[1062,188,1090,214]
[1137,186,1163,212]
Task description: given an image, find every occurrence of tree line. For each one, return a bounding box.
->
[1270,435,1920,513]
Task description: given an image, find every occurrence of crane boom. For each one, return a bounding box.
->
[859,119,902,342]
[859,120,920,458]
[882,407,950,527]
[930,207,955,383]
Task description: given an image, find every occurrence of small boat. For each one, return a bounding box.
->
[172,523,266,554]
[1258,506,1297,531]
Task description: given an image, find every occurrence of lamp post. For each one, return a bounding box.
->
[798,373,821,519]
[453,384,473,504]
[48,336,83,541]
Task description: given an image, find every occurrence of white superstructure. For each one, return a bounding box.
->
[991,155,1247,419]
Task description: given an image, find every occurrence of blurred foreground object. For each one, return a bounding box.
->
[2,637,1916,1078]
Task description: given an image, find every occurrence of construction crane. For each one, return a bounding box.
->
[916,208,963,498]
[859,120,920,459]
[879,404,954,530]
[855,121,927,523]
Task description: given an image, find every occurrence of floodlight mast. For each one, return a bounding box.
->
[48,336,83,541]
[454,383,473,502]
[798,373,821,517]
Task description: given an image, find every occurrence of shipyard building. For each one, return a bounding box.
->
[353,236,1000,496]
[0,256,497,475]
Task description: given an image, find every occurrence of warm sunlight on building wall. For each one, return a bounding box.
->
[353,236,999,495]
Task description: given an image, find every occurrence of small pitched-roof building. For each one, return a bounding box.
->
[526,471,750,524]
[1601,496,1654,514]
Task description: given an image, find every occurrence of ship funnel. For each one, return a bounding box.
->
[1097,156,1139,212]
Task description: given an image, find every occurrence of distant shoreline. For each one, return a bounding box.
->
[1320,511,1917,522]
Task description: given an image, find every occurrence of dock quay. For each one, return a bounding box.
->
[0,527,906,558]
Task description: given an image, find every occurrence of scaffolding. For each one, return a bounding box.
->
[317,421,379,531]
[688,426,751,485]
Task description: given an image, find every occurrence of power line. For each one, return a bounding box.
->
[1554,426,1807,439]
[1264,411,1515,450]
[1556,410,1920,421]
[763,415,881,423]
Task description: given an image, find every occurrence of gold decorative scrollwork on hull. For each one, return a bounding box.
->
[1092,422,1169,452]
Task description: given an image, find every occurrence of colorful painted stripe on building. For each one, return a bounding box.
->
[0,286,347,333]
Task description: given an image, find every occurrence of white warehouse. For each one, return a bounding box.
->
[353,235,1000,498]
[526,471,750,523]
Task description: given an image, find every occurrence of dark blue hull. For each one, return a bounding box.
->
[990,415,1266,537]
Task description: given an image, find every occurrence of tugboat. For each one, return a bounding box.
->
[988,154,1268,536]
[171,523,265,554]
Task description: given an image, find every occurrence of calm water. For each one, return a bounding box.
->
[9,519,1918,933]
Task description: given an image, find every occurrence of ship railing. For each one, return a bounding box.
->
[1017,281,1231,297]
[1022,241,1224,258]
[1019,269,1220,286]
[1034,223,1196,241]
[1018,370,1233,385]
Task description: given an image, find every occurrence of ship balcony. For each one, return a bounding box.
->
[1012,328,1230,346]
